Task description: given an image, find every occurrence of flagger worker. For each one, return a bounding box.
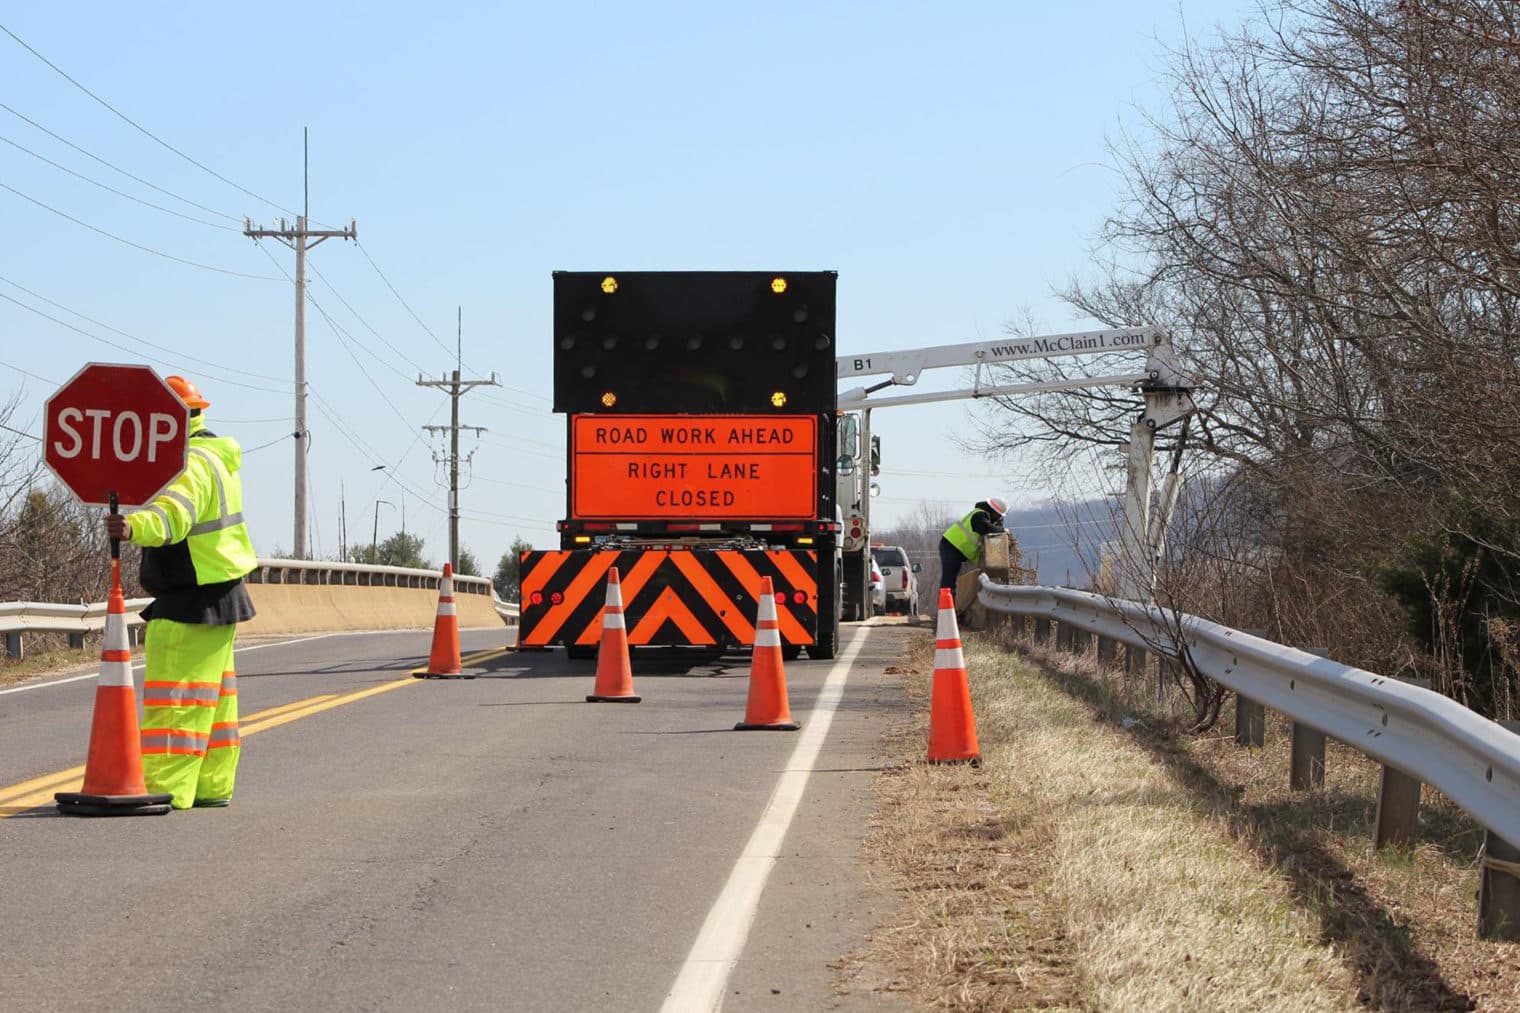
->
[104,375,257,810]
[938,497,1008,593]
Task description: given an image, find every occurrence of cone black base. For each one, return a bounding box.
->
[415,672,478,680]
[55,791,173,817]
[926,757,982,767]
[734,720,801,731]
[586,694,642,703]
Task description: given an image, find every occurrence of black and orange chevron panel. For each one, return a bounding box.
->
[518,548,819,648]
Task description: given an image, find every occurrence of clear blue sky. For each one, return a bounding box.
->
[0,2,1253,573]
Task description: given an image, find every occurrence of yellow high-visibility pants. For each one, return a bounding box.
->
[140,619,240,809]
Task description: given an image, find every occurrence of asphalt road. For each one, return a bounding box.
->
[0,621,913,1012]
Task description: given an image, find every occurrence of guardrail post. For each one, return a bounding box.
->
[1071,627,1091,655]
[1234,692,1264,748]
[1033,618,1052,645]
[1125,645,1147,681]
[1096,635,1117,666]
[4,631,21,660]
[1157,655,1176,701]
[1289,647,1329,789]
[1477,720,1520,941]
[68,631,85,650]
[1374,676,1431,850]
[1234,630,1267,748]
[1055,622,1074,652]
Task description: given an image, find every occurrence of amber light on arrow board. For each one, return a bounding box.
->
[601,391,617,408]
[770,391,787,408]
[601,276,618,294]
[770,276,787,294]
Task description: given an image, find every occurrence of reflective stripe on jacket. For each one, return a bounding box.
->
[942,508,988,561]
[130,418,257,585]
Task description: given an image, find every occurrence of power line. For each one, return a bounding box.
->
[0,421,39,441]
[0,359,57,385]
[0,132,239,230]
[0,22,299,218]
[354,240,549,406]
[0,290,295,396]
[240,432,294,454]
[0,273,289,388]
[0,181,282,280]
[307,261,430,375]
[355,240,453,358]
[0,100,242,223]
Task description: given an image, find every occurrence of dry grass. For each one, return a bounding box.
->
[852,623,1520,1010]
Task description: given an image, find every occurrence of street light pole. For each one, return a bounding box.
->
[372,499,394,563]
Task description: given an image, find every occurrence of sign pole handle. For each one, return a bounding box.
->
[108,491,120,562]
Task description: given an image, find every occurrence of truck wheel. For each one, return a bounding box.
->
[782,644,802,661]
[565,643,596,660]
[809,616,839,660]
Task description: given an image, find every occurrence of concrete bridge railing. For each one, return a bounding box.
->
[1,559,519,659]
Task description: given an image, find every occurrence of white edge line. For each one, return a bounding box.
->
[0,630,395,696]
[660,627,870,1013]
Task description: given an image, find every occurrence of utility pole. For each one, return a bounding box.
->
[244,128,357,559]
[418,307,497,568]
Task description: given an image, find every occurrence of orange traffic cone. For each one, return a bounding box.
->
[418,562,473,679]
[587,568,640,702]
[927,586,980,764]
[55,567,172,816]
[735,576,800,731]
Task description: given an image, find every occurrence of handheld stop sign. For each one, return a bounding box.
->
[43,363,190,509]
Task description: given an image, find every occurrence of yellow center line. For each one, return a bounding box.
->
[0,679,417,818]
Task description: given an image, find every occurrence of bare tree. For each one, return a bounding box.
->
[967,0,1520,718]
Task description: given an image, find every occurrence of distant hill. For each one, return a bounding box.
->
[1005,499,1115,588]
[871,497,1117,590]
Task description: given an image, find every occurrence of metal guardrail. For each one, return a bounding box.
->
[977,576,1520,847]
[1,559,519,658]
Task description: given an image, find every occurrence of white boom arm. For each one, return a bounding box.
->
[836,325,1195,602]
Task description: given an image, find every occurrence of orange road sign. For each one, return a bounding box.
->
[570,414,817,520]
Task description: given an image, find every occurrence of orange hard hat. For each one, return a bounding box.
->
[165,374,210,410]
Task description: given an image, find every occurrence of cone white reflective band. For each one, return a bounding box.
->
[605,581,623,607]
[98,659,133,688]
[756,621,782,648]
[440,574,454,597]
[936,606,958,639]
[97,611,133,688]
[757,593,777,624]
[934,646,967,670]
[603,608,626,630]
[437,602,457,617]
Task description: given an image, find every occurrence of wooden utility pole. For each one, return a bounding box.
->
[418,308,497,567]
[243,128,356,558]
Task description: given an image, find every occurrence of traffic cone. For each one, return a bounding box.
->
[55,571,172,816]
[927,586,980,764]
[587,568,640,702]
[735,576,800,731]
[417,563,473,679]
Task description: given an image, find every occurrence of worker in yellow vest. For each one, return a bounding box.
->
[104,375,257,810]
[938,497,1007,594]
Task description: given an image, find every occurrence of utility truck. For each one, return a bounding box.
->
[517,271,844,659]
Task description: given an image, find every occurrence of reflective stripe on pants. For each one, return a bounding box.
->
[140,619,240,809]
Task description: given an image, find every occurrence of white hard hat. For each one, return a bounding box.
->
[986,496,1008,516]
